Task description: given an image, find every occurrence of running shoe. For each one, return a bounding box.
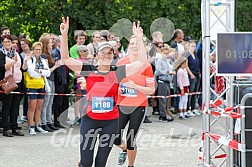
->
[117,151,127,165]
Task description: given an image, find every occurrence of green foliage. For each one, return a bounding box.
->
[0,0,251,45]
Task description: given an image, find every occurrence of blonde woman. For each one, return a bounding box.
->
[25,42,51,135]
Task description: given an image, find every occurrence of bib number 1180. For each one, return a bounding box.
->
[121,83,137,97]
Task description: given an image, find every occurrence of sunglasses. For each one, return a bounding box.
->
[80,49,88,52]
[158,45,164,48]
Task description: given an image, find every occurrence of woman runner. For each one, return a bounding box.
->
[59,17,148,167]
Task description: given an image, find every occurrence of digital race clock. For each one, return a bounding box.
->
[217,32,252,75]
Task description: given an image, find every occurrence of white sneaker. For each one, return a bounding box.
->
[21,116,28,122]
[187,110,195,117]
[192,109,201,116]
[17,116,24,124]
[179,114,186,120]
[29,128,36,135]
[35,126,48,134]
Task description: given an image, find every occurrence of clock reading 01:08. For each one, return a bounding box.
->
[226,50,252,59]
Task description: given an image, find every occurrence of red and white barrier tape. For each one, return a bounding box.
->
[0,90,202,98]
[205,132,245,152]
[204,108,243,119]
[198,133,217,167]
[147,92,202,98]
[198,131,245,166]
[202,100,244,134]
[0,90,80,97]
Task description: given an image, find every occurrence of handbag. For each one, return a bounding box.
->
[0,67,18,95]
[24,71,44,89]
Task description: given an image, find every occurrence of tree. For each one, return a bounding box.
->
[0,0,250,45]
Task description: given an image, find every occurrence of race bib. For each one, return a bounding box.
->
[121,83,137,97]
[92,97,114,113]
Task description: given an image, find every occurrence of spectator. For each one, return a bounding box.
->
[19,38,32,122]
[0,27,11,48]
[52,35,70,128]
[50,33,56,50]
[171,29,187,55]
[99,30,109,42]
[1,27,10,37]
[108,32,115,41]
[73,45,90,125]
[40,34,62,132]
[70,30,87,59]
[11,35,20,53]
[148,31,164,117]
[155,46,176,122]
[25,42,51,135]
[0,34,24,137]
[185,40,201,116]
[86,31,100,57]
[171,29,186,114]
[176,55,190,119]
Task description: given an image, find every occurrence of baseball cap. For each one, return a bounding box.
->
[97,42,113,52]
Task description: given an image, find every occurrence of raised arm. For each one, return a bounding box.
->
[125,21,147,77]
[60,17,82,73]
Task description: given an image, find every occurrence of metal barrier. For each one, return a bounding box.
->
[240,93,252,167]
[232,80,252,167]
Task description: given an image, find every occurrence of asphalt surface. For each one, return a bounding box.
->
[0,106,204,167]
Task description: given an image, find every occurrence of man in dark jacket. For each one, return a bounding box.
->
[52,35,70,128]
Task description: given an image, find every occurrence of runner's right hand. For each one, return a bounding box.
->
[60,16,69,34]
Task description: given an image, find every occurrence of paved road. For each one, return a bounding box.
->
[0,107,204,167]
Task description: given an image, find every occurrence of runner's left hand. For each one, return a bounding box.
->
[132,21,143,39]
[124,80,136,89]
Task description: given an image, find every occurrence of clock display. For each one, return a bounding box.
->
[217,33,252,75]
[225,50,252,59]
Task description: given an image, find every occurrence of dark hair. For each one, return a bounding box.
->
[100,30,109,41]
[20,38,32,48]
[109,32,115,39]
[1,27,10,34]
[154,42,164,47]
[19,33,29,40]
[1,34,12,41]
[74,30,87,41]
[173,29,182,39]
[184,36,192,42]
[11,35,18,41]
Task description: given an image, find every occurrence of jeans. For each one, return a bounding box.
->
[158,81,170,118]
[41,79,55,124]
[173,75,180,110]
[188,74,200,110]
